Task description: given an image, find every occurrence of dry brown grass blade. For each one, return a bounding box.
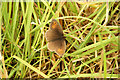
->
[1,55,8,78]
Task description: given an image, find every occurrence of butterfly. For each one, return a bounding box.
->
[45,19,66,56]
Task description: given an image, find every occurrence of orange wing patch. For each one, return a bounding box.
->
[52,25,56,29]
[57,48,64,54]
[51,21,57,29]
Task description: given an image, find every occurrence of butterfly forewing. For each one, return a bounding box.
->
[45,29,64,42]
[50,19,63,34]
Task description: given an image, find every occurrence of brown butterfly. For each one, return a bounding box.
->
[45,19,66,56]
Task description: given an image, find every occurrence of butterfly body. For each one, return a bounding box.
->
[45,19,66,56]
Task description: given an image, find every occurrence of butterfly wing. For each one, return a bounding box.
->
[50,19,63,34]
[47,38,66,56]
[45,29,62,42]
[45,19,64,42]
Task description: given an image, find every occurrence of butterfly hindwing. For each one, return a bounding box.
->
[47,38,66,56]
